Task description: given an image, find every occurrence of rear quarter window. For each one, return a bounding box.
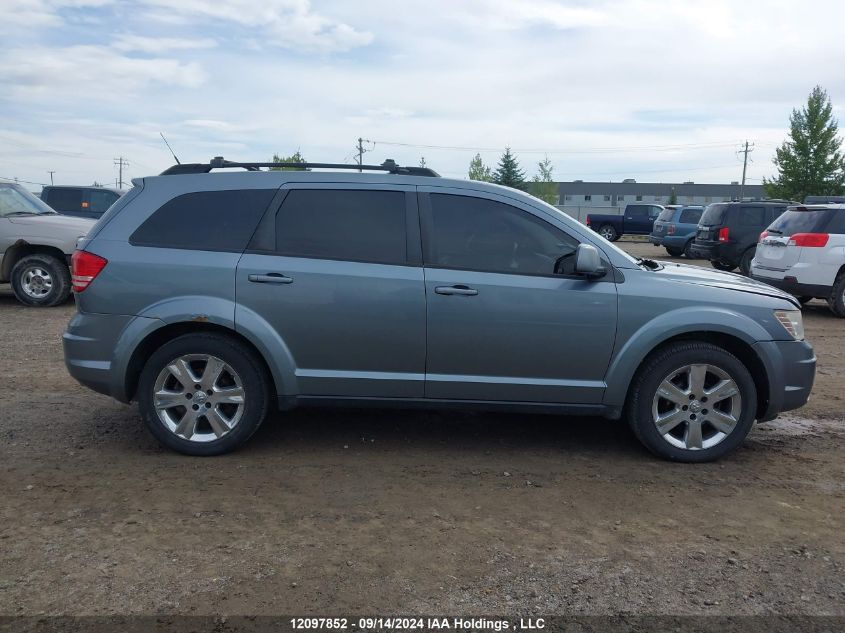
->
[700,203,728,225]
[657,208,675,221]
[679,208,703,224]
[130,189,276,251]
[738,206,765,226]
[826,210,845,234]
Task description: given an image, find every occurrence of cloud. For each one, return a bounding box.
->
[112,34,217,53]
[140,0,373,53]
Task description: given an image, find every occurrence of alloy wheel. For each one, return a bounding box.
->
[651,363,742,450]
[152,354,245,442]
[21,267,54,298]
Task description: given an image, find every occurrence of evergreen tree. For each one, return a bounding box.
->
[668,187,677,205]
[468,153,493,181]
[493,147,526,190]
[764,86,845,201]
[530,155,558,204]
[270,150,308,171]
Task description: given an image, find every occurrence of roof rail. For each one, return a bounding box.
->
[159,157,440,177]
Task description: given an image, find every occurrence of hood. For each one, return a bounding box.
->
[652,262,800,307]
[8,214,96,233]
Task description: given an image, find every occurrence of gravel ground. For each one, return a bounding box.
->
[0,242,843,617]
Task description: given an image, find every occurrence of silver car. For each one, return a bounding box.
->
[62,158,816,461]
[0,182,95,306]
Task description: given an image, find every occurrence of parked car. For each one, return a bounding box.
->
[0,182,95,306]
[689,201,795,275]
[41,185,124,219]
[751,204,845,316]
[649,205,704,258]
[585,203,664,241]
[64,158,814,462]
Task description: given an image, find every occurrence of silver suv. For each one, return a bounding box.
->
[63,158,816,461]
[1,182,95,306]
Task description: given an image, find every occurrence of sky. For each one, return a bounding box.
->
[1,0,845,189]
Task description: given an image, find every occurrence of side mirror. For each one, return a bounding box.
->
[575,244,606,279]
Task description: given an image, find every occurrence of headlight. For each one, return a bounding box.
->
[774,310,804,340]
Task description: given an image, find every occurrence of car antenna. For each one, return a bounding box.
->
[159,132,181,165]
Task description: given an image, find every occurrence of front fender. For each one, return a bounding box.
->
[602,306,771,408]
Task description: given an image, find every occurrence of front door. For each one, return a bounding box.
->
[236,184,426,398]
[419,188,618,404]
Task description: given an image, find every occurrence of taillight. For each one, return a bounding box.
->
[788,233,829,247]
[585,215,591,226]
[71,250,108,292]
[759,230,769,242]
[667,224,676,235]
[717,227,730,242]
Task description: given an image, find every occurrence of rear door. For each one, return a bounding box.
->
[758,207,834,271]
[236,184,426,398]
[624,205,650,233]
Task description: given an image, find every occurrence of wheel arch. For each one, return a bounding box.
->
[604,310,771,419]
[2,240,68,280]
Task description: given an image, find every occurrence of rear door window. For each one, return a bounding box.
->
[627,206,647,219]
[274,189,407,264]
[700,204,728,225]
[679,207,703,224]
[130,189,276,251]
[738,206,765,226]
[45,188,82,212]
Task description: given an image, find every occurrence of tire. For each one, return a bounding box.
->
[138,333,270,456]
[712,261,736,272]
[828,274,845,318]
[598,224,618,241]
[10,253,71,307]
[665,246,684,258]
[797,296,814,305]
[625,341,757,463]
[739,247,756,276]
[683,240,694,259]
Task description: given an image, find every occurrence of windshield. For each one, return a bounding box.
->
[767,208,832,235]
[657,208,675,222]
[700,203,729,226]
[0,183,57,217]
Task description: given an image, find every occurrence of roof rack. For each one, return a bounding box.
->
[160,157,440,177]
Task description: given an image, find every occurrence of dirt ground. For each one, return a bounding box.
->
[1,241,843,617]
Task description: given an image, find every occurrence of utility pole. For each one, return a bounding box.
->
[355,137,372,172]
[48,171,55,185]
[114,157,129,189]
[738,141,754,201]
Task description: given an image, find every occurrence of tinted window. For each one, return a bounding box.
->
[827,210,845,234]
[428,194,580,276]
[88,189,119,215]
[45,188,82,211]
[768,208,834,236]
[657,208,675,222]
[701,203,729,226]
[275,189,406,264]
[649,206,662,219]
[679,207,703,224]
[738,206,765,226]
[627,206,647,219]
[131,189,275,251]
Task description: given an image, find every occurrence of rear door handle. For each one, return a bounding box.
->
[248,273,293,284]
[434,285,478,296]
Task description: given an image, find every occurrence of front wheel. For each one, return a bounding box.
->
[665,246,684,258]
[138,333,270,455]
[626,342,757,462]
[598,224,618,241]
[10,254,71,307]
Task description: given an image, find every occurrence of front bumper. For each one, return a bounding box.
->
[753,339,816,421]
[751,273,832,299]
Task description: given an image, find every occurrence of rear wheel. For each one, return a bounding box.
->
[598,224,618,241]
[10,253,71,307]
[138,333,270,455]
[712,261,736,272]
[665,246,684,258]
[626,342,757,462]
[683,240,694,259]
[796,296,814,305]
[739,248,756,276]
[828,274,845,318]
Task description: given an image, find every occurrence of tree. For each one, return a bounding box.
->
[764,86,845,201]
[492,147,526,190]
[270,150,308,171]
[530,155,558,204]
[468,153,492,181]
[668,187,677,205]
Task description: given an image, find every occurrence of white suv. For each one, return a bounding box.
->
[751,204,845,317]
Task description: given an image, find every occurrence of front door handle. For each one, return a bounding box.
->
[248,273,293,284]
[434,285,478,296]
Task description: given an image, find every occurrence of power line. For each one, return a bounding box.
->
[0,175,50,186]
[371,139,744,154]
